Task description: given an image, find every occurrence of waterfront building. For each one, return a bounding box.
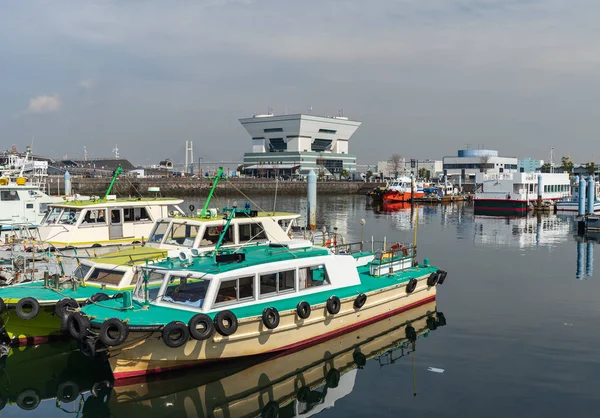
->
[376,159,442,179]
[518,158,544,173]
[240,113,360,178]
[443,149,518,183]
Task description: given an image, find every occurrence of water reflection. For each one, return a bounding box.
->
[576,237,595,280]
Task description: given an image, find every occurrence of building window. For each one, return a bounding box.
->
[264,128,283,133]
[268,138,287,151]
[318,128,337,134]
[311,139,333,152]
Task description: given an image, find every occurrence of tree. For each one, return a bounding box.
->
[388,154,402,178]
[561,156,574,175]
[540,162,553,173]
[418,167,429,179]
[584,161,596,176]
[340,168,349,180]
[479,154,492,174]
[365,170,373,182]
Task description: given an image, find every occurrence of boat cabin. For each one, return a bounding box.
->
[0,183,61,227]
[37,197,184,248]
[475,172,571,201]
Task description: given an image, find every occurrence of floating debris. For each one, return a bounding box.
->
[427,367,445,373]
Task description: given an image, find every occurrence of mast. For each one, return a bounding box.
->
[200,167,224,217]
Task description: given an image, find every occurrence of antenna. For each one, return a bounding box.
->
[185,141,194,174]
[84,146,88,161]
[550,147,554,173]
[113,145,119,159]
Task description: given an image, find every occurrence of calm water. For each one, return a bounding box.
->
[2,195,599,418]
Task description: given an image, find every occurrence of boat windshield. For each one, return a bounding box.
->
[58,208,81,225]
[162,274,210,309]
[72,264,91,281]
[133,269,166,302]
[148,221,171,244]
[43,207,63,224]
[163,222,200,247]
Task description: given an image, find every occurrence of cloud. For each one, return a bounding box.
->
[28,94,61,114]
[78,80,94,89]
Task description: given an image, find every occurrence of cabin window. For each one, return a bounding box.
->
[214,276,255,306]
[165,223,200,247]
[134,270,165,301]
[130,271,140,285]
[163,275,209,308]
[199,225,233,246]
[26,203,33,209]
[299,265,330,290]
[82,209,106,224]
[260,269,296,297]
[87,268,125,286]
[43,207,62,224]
[148,221,170,243]
[72,264,91,280]
[58,209,81,225]
[0,190,19,201]
[124,207,151,222]
[110,209,121,223]
[238,223,267,242]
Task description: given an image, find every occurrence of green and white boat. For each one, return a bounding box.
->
[67,207,448,380]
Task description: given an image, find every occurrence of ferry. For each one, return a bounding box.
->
[474,172,570,215]
[67,207,447,379]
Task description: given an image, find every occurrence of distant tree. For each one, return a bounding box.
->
[584,161,597,176]
[365,170,373,181]
[418,167,429,180]
[561,156,574,177]
[479,154,492,174]
[340,169,349,180]
[540,162,553,173]
[388,154,402,178]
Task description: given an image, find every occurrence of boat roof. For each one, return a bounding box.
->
[87,246,168,265]
[49,197,184,208]
[149,242,330,275]
[166,211,300,222]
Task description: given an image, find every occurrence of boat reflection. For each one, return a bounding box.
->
[106,301,445,418]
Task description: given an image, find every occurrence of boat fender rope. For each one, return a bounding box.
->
[354,293,367,309]
[67,312,91,340]
[162,321,190,348]
[326,296,341,315]
[55,298,79,320]
[98,318,129,347]
[214,310,238,336]
[426,272,439,287]
[188,314,215,340]
[438,271,448,285]
[87,293,110,304]
[296,301,311,319]
[406,279,418,294]
[15,297,40,320]
[262,307,280,330]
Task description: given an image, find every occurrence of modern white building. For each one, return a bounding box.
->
[376,159,443,179]
[240,113,360,178]
[443,149,518,182]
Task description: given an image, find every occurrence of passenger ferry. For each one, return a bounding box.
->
[474,172,570,215]
[67,207,447,379]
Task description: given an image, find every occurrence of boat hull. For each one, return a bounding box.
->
[474,198,528,215]
[556,201,600,213]
[383,191,425,203]
[107,273,437,379]
[2,305,66,345]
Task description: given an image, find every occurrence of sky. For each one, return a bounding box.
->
[2,0,600,166]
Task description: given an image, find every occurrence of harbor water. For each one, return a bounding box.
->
[2,195,599,417]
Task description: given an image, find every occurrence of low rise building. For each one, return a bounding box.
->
[443,149,518,183]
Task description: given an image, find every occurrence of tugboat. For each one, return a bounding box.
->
[67,205,448,379]
[383,177,425,203]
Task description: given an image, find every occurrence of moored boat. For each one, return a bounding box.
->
[383,177,425,203]
[67,210,448,379]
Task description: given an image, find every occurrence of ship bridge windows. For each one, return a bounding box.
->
[59,209,81,225]
[164,223,200,247]
[82,209,107,225]
[214,276,254,307]
[200,225,233,246]
[299,265,330,290]
[148,221,170,243]
[0,190,19,201]
[260,269,295,297]
[43,207,62,224]
[124,207,150,222]
[134,270,165,301]
[163,275,210,308]
[238,223,267,242]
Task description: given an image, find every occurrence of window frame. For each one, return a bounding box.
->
[212,274,256,308]
[259,268,296,299]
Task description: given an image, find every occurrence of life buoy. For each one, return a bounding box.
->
[406,278,418,294]
[98,318,129,346]
[354,293,367,309]
[87,293,110,304]
[326,295,341,314]
[16,297,40,320]
[188,314,214,340]
[262,307,280,329]
[214,310,238,336]
[55,298,78,320]
[296,301,311,319]
[427,272,439,287]
[162,321,190,348]
[56,381,79,404]
[67,312,91,340]
[438,271,448,285]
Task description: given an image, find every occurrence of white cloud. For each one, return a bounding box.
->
[28,94,61,114]
[79,80,94,89]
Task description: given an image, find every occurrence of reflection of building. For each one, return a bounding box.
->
[443,149,518,182]
[240,114,360,178]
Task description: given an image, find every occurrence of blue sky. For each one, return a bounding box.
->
[2,0,600,165]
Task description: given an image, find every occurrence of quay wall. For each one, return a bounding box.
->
[54,177,383,197]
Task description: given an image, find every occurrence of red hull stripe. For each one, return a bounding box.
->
[12,334,67,347]
[112,294,437,380]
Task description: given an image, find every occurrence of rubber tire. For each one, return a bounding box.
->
[0,297,5,314]
[438,271,447,285]
[353,351,367,367]
[427,272,439,287]
[98,318,129,347]
[261,401,280,418]
[326,296,341,315]
[297,386,311,403]
[91,380,112,399]
[162,321,189,348]
[15,297,40,320]
[55,298,78,320]
[68,313,91,340]
[188,314,215,340]
[405,325,417,342]
[56,381,79,403]
[16,389,40,411]
[214,310,238,336]
[426,316,438,331]
[437,312,447,326]
[354,293,367,309]
[406,279,418,294]
[262,307,280,330]
[326,368,341,388]
[78,338,98,358]
[296,301,311,319]
[88,293,110,303]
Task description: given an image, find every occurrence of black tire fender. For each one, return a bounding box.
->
[406,278,418,294]
[438,270,448,285]
[353,293,367,309]
[326,296,341,315]
[15,297,40,320]
[68,313,91,340]
[16,389,40,411]
[427,272,439,287]
[56,381,80,404]
[262,307,280,330]
[188,314,214,340]
[296,301,311,319]
[161,321,190,348]
[87,293,110,304]
[326,368,341,388]
[214,310,238,336]
[98,318,129,347]
[55,298,78,320]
